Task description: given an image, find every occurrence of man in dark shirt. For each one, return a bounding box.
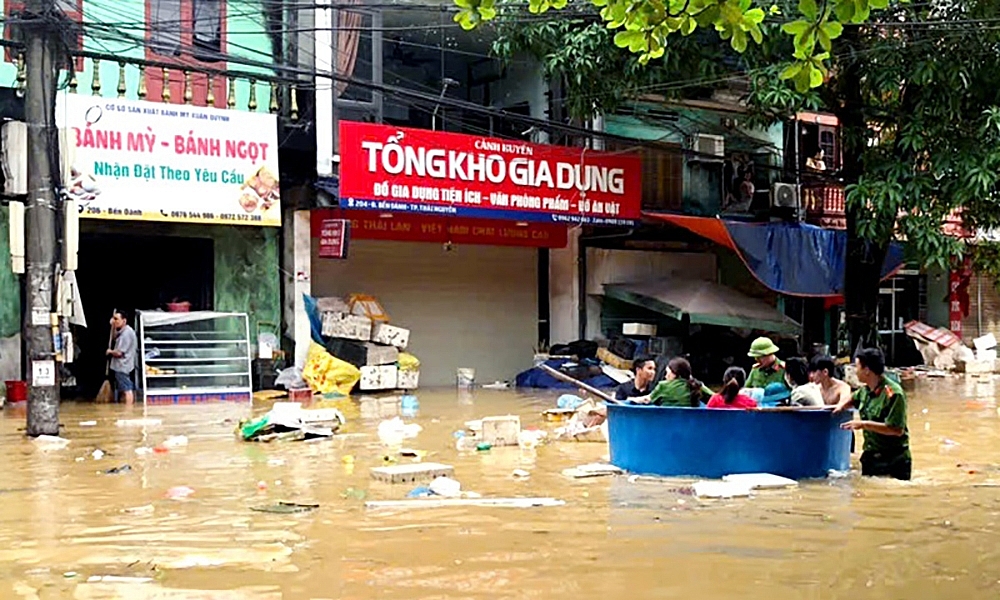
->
[615,355,657,401]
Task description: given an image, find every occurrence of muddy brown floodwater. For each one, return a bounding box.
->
[1,378,1000,599]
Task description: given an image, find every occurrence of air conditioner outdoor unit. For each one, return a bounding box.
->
[771,182,801,209]
[691,133,725,158]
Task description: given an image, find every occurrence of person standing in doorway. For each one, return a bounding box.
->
[837,347,911,480]
[107,311,137,406]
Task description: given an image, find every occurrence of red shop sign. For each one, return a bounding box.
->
[318,218,350,258]
[312,209,568,249]
[338,121,642,226]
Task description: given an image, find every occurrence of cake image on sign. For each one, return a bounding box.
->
[66,166,101,204]
[240,166,279,213]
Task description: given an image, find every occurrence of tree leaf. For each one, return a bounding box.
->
[744,7,765,24]
[731,28,748,52]
[809,63,824,87]
[478,6,497,19]
[454,0,475,8]
[781,20,811,35]
[749,23,763,43]
[821,20,844,38]
[780,61,804,80]
[817,28,831,51]
[833,0,855,21]
[798,0,818,20]
[681,16,697,35]
[613,29,644,49]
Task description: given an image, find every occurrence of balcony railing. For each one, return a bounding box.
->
[802,182,846,229]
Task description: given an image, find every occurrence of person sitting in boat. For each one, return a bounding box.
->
[615,355,657,401]
[707,366,758,409]
[759,381,791,407]
[837,347,911,481]
[808,354,853,406]
[746,337,787,389]
[784,357,825,406]
[634,357,714,407]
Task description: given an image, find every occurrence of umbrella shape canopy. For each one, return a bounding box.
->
[603,278,801,335]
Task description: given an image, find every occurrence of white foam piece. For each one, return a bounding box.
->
[692,480,753,499]
[722,473,798,489]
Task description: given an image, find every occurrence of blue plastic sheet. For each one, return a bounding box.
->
[303,294,324,345]
[515,358,616,390]
[723,221,905,297]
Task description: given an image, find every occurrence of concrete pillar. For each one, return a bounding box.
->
[548,227,580,345]
[283,209,313,366]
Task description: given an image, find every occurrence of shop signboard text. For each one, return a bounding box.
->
[338,121,641,226]
[56,94,281,226]
[318,218,351,258]
[312,209,568,249]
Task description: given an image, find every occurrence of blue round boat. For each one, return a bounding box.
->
[607,403,854,480]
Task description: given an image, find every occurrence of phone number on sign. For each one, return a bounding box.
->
[80,206,263,222]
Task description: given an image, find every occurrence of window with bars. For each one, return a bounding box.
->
[149,0,223,61]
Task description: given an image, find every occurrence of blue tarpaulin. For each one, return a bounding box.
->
[723,221,905,297]
[515,358,617,390]
[643,214,906,297]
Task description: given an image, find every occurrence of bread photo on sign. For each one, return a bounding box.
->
[239,187,261,213]
[243,166,279,211]
[66,166,102,203]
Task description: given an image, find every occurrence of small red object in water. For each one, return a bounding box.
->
[257,480,268,490]
[153,446,169,454]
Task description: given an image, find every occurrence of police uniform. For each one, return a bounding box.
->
[746,359,786,389]
[853,376,911,480]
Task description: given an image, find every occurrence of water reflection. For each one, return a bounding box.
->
[0,381,997,598]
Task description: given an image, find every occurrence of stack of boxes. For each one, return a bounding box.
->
[318,296,418,392]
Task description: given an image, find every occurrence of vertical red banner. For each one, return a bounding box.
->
[949,259,971,336]
[319,219,350,259]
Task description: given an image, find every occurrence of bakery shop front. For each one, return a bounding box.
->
[56,94,283,398]
[310,121,641,387]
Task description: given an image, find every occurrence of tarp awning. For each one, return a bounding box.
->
[643,213,905,297]
[603,279,802,335]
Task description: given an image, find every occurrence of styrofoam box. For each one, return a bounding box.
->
[623,322,657,336]
[398,369,420,390]
[363,343,400,366]
[481,415,521,447]
[316,297,350,313]
[321,312,372,341]
[360,365,398,391]
[372,322,410,349]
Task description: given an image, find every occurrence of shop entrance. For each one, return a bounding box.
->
[71,232,214,399]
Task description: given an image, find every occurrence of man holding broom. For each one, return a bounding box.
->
[106,311,137,405]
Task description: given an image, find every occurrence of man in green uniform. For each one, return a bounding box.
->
[837,347,911,480]
[746,337,786,389]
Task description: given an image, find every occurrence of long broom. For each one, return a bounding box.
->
[94,309,116,404]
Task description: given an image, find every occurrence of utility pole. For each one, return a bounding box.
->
[24,0,60,436]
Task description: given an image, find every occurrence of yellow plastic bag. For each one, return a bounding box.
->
[398,352,420,372]
[302,342,360,396]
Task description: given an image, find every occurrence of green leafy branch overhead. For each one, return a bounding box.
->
[456,0,893,90]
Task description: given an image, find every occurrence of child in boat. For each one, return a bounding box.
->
[707,366,758,409]
[635,357,714,407]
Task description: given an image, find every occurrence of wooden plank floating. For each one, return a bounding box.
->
[365,497,566,510]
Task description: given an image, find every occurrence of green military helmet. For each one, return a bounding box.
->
[748,336,780,358]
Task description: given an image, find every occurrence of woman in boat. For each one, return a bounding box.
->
[636,357,714,407]
[784,357,825,406]
[706,366,758,409]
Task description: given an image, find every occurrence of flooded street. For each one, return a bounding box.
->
[2,379,1000,599]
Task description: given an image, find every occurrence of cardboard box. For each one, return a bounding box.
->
[370,462,454,484]
[372,322,410,349]
[360,365,398,391]
[321,312,372,341]
[397,369,420,390]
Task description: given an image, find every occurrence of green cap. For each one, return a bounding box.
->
[748,336,780,358]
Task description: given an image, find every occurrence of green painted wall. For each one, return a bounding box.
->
[0,206,19,338]
[213,225,280,345]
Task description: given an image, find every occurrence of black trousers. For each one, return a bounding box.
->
[860,450,912,481]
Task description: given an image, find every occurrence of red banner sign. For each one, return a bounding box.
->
[338,121,642,226]
[318,218,350,259]
[312,209,567,249]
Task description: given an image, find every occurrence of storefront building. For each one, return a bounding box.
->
[307,121,642,386]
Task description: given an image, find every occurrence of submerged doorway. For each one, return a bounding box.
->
[71,232,214,399]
